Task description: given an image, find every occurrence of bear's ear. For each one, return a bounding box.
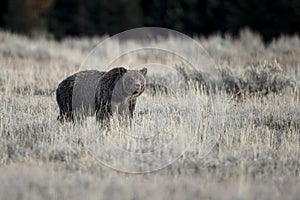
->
[140,68,147,77]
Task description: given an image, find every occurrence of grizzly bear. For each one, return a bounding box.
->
[56,67,147,125]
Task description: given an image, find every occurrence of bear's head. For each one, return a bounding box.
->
[112,68,147,101]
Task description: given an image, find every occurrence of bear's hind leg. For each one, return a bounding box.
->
[57,110,74,123]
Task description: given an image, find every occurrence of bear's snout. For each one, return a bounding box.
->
[132,82,145,96]
[134,83,142,90]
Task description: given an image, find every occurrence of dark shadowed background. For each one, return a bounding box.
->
[1,0,300,41]
[0,0,300,41]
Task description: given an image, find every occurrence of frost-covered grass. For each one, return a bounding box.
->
[0,29,300,199]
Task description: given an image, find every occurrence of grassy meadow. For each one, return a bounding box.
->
[0,29,300,199]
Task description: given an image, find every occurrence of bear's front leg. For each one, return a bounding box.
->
[119,98,136,127]
[95,102,112,128]
[128,98,137,119]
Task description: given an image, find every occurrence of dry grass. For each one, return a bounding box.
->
[0,29,300,200]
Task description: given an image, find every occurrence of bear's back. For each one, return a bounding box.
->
[72,70,105,116]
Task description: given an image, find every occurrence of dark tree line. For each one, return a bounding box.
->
[1,0,300,41]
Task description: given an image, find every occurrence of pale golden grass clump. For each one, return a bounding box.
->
[0,29,300,199]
